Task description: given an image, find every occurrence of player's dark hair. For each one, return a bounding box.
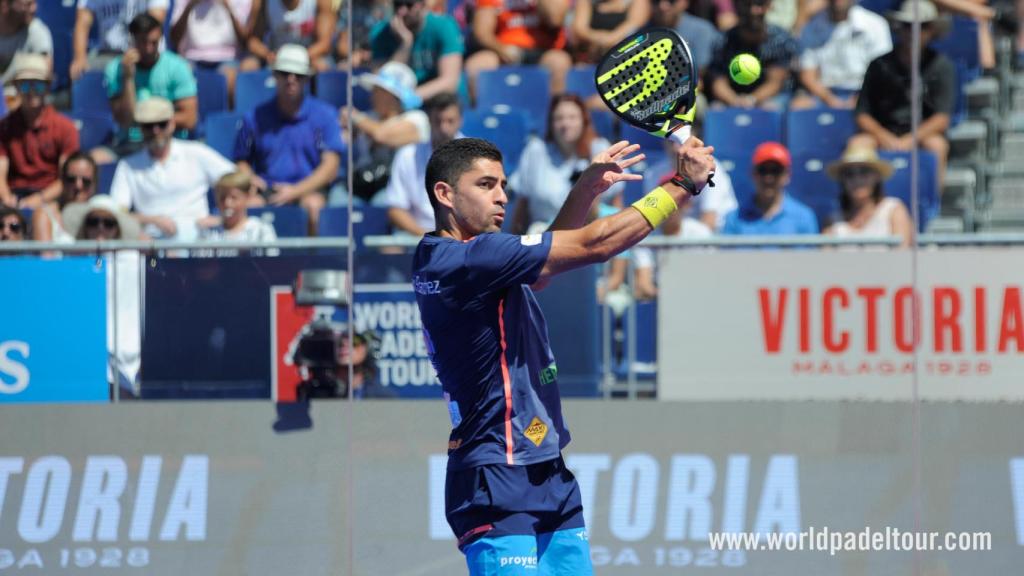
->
[424,138,503,213]
[423,92,460,115]
[129,13,162,37]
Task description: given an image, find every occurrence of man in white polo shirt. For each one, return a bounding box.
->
[111,97,235,238]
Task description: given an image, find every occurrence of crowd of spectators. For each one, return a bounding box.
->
[0,0,1017,251]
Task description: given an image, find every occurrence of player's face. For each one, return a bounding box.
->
[551,101,585,149]
[448,158,508,235]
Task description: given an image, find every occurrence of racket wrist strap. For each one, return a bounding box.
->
[670,173,700,196]
[632,186,678,228]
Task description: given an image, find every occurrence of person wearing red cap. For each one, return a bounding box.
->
[721,141,818,235]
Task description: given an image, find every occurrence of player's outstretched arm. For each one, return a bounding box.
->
[536,138,715,283]
[546,141,645,233]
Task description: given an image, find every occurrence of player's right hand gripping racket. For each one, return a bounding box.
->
[594,27,713,186]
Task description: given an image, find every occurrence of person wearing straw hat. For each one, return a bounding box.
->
[233,43,345,234]
[849,0,954,190]
[823,144,912,247]
[63,193,143,397]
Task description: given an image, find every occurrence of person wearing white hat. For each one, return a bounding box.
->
[233,43,345,234]
[110,96,236,239]
[823,144,912,247]
[0,53,79,211]
[849,0,953,190]
[241,0,335,73]
[349,61,430,153]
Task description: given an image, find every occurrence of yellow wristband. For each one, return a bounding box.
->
[631,186,678,228]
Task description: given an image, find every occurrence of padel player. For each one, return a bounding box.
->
[414,137,715,574]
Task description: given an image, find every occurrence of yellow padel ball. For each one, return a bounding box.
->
[729,53,761,86]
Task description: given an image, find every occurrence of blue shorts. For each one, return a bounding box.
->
[446,456,593,576]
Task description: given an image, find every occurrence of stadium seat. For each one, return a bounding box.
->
[475,66,550,134]
[72,71,112,119]
[715,151,754,206]
[879,150,939,231]
[247,206,308,238]
[314,69,372,111]
[234,70,276,113]
[614,300,657,380]
[565,65,597,100]
[590,109,617,142]
[50,31,74,92]
[704,107,783,157]
[204,112,243,159]
[318,206,390,245]
[461,108,530,174]
[96,162,116,196]
[0,93,6,119]
[71,113,116,151]
[196,69,229,120]
[932,16,980,77]
[785,108,856,157]
[789,153,841,229]
[620,123,668,154]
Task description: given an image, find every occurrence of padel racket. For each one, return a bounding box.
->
[595,27,699,142]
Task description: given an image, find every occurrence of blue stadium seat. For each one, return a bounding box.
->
[0,93,6,119]
[71,113,115,151]
[204,112,243,159]
[72,71,112,119]
[590,109,617,142]
[789,153,841,229]
[50,31,74,92]
[565,65,597,100]
[318,206,390,244]
[785,108,856,157]
[475,66,550,134]
[461,108,530,174]
[879,150,939,231]
[96,162,116,196]
[234,70,277,113]
[196,69,229,120]
[704,107,783,157]
[715,151,754,206]
[857,0,897,15]
[931,16,979,77]
[247,206,308,238]
[314,69,372,111]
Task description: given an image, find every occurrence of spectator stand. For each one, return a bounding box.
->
[475,66,551,134]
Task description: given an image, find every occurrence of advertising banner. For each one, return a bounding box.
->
[657,249,1024,400]
[0,401,1020,575]
[0,258,108,403]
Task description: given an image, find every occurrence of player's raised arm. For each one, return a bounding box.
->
[537,137,715,282]
[546,140,645,232]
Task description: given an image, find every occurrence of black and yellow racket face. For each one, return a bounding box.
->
[594,27,697,137]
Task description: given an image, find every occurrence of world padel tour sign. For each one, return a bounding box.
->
[658,249,1024,400]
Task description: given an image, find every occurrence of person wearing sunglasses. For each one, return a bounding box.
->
[824,144,912,247]
[0,54,80,211]
[110,97,235,239]
[30,151,97,243]
[0,205,27,241]
[63,194,143,397]
[721,141,819,236]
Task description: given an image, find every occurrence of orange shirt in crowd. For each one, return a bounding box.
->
[476,0,567,50]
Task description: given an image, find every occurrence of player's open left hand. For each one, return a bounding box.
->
[574,140,645,198]
[676,137,716,191]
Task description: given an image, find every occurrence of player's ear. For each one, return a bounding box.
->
[433,181,456,210]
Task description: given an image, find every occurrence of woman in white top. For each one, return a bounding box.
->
[824,144,913,247]
[31,152,98,244]
[509,93,615,233]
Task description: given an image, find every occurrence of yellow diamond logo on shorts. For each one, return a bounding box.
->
[524,417,548,447]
